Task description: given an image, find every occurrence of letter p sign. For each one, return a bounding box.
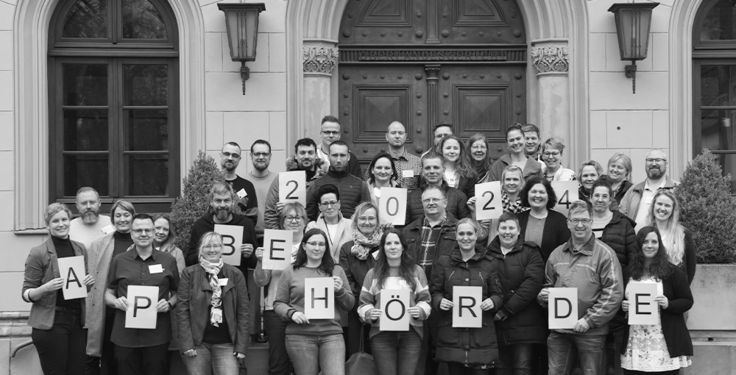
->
[125,285,159,329]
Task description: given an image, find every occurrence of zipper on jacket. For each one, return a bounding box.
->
[478,270,484,284]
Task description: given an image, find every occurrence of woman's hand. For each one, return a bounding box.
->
[42,278,65,294]
[83,274,95,287]
[621,299,629,312]
[439,298,454,311]
[407,306,422,319]
[333,276,343,291]
[655,295,669,309]
[291,312,310,325]
[114,296,129,312]
[234,352,246,359]
[467,197,477,212]
[183,349,197,357]
[380,222,394,231]
[368,308,382,321]
[255,247,264,261]
[480,298,495,311]
[241,244,254,258]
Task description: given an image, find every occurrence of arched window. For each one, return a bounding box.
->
[693,0,736,190]
[48,0,180,212]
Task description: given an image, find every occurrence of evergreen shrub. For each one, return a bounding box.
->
[675,149,736,264]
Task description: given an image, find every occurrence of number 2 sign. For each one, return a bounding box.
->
[551,181,579,217]
[279,171,307,206]
[474,182,502,220]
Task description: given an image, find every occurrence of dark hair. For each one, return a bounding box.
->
[321,115,340,125]
[497,212,520,230]
[328,140,349,154]
[372,229,417,292]
[223,141,241,150]
[591,179,613,198]
[439,135,478,181]
[367,152,399,185]
[419,151,446,189]
[293,228,334,276]
[294,138,317,154]
[251,139,271,153]
[434,123,453,132]
[506,123,525,139]
[627,226,673,281]
[520,177,557,209]
[132,213,154,224]
[316,184,340,202]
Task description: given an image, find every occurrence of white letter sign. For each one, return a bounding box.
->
[125,285,159,329]
[214,224,242,266]
[379,187,407,226]
[57,256,87,300]
[279,171,307,206]
[304,277,334,320]
[262,229,293,270]
[551,181,579,217]
[627,282,659,325]
[548,287,578,329]
[380,289,410,331]
[474,182,503,220]
[452,286,482,328]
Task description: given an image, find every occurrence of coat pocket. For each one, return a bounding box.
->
[471,318,496,347]
[436,311,460,347]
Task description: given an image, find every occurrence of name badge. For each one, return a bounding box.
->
[236,188,247,198]
[218,278,229,286]
[402,170,415,178]
[101,225,116,235]
[149,264,164,274]
[372,251,380,260]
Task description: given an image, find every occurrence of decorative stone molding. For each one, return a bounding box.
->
[303,46,339,75]
[531,45,569,75]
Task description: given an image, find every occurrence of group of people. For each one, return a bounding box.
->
[23,115,696,375]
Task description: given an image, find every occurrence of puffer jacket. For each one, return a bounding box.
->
[598,175,633,210]
[403,213,458,282]
[487,237,547,346]
[598,211,638,268]
[305,169,371,221]
[430,245,504,367]
[406,183,470,224]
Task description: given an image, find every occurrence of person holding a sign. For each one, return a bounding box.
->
[178,232,250,375]
[538,201,623,375]
[254,201,307,375]
[365,152,401,207]
[357,228,432,375]
[541,138,577,182]
[273,228,355,375]
[23,203,94,375]
[517,177,570,262]
[466,133,494,181]
[619,226,693,374]
[306,184,353,261]
[430,218,504,375]
[485,124,543,183]
[439,135,478,198]
[645,190,697,285]
[406,152,471,224]
[577,160,604,206]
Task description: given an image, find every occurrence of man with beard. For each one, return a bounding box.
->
[69,187,113,249]
[245,139,278,245]
[316,115,363,178]
[306,141,371,221]
[619,149,679,231]
[405,152,471,224]
[263,138,327,230]
[220,142,259,226]
[186,182,257,269]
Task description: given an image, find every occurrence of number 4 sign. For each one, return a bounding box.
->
[279,171,307,206]
[551,181,579,217]
[474,182,502,220]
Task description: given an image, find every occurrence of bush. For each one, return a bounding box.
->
[675,149,736,264]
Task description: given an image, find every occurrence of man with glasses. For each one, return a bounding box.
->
[220,141,259,226]
[402,185,458,375]
[245,139,278,245]
[537,201,623,375]
[619,149,679,230]
[69,186,114,249]
[105,213,180,375]
[316,115,363,178]
[406,152,471,224]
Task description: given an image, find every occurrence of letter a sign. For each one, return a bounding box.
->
[548,288,578,329]
[380,289,410,331]
[125,285,159,329]
[452,286,482,328]
[57,256,87,300]
[304,278,334,319]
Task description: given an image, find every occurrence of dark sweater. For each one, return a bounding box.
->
[186,213,257,274]
[517,210,571,262]
[226,175,259,227]
[52,235,82,310]
[305,169,371,221]
[406,183,470,224]
[598,211,638,268]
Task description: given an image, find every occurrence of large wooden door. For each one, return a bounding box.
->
[338,0,527,165]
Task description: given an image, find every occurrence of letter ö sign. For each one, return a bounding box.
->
[380,289,410,331]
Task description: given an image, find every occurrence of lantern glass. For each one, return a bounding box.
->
[609,3,659,61]
[219,3,265,62]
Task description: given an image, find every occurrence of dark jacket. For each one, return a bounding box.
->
[487,238,547,346]
[338,241,379,298]
[186,213,258,272]
[306,169,371,221]
[406,183,470,224]
[430,245,504,366]
[599,211,638,268]
[403,212,459,281]
[619,264,693,357]
[518,210,571,262]
[598,175,633,210]
[177,264,250,354]
[456,175,477,199]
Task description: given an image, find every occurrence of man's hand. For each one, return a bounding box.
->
[114,296,129,312]
[573,318,590,333]
[241,243,254,258]
[156,299,171,313]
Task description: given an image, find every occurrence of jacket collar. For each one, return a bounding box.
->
[199,266,235,295]
[630,177,678,193]
[327,168,350,178]
[487,236,525,257]
[449,244,487,265]
[562,234,596,256]
[408,211,457,231]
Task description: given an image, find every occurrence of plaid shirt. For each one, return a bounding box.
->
[418,216,448,268]
[392,149,422,191]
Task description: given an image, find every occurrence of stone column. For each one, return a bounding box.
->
[302,41,339,140]
[530,40,571,167]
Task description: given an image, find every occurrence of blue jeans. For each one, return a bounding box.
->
[547,332,605,375]
[497,343,534,375]
[370,330,422,375]
[182,342,239,375]
[286,334,345,375]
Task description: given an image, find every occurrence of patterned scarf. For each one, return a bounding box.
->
[350,227,383,261]
[502,191,530,214]
[199,256,224,326]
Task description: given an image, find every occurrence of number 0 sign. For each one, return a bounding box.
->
[279,171,307,206]
[379,187,407,226]
[551,181,579,217]
[474,182,502,220]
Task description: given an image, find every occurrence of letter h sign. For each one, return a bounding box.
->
[305,278,335,319]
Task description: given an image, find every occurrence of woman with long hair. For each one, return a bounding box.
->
[439,135,478,198]
[578,160,604,205]
[365,152,401,207]
[358,228,431,375]
[517,177,571,262]
[619,227,693,374]
[467,133,494,180]
[274,228,355,375]
[645,190,697,284]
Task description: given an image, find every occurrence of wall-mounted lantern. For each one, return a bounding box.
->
[608,2,659,94]
[218,3,266,95]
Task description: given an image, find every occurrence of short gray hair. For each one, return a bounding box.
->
[568,200,592,217]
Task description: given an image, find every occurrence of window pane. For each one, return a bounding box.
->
[699,108,736,190]
[64,154,109,196]
[126,154,168,195]
[700,0,736,41]
[124,64,168,106]
[64,64,108,106]
[64,110,108,151]
[62,0,107,38]
[125,110,168,151]
[122,0,168,40]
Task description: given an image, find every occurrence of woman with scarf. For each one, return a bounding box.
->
[178,232,250,375]
[338,202,384,358]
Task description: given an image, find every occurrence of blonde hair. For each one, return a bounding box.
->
[646,190,686,265]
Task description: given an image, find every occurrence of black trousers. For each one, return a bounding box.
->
[623,370,680,375]
[263,310,293,375]
[86,310,118,375]
[446,362,492,375]
[32,309,87,375]
[114,342,169,375]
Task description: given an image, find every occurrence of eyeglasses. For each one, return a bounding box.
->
[422,198,444,204]
[320,201,340,207]
[305,241,327,248]
[202,244,223,250]
[321,131,340,136]
[252,152,271,158]
[543,151,561,157]
[222,151,241,159]
[567,219,592,226]
[285,216,304,223]
[131,229,153,235]
[645,158,666,164]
